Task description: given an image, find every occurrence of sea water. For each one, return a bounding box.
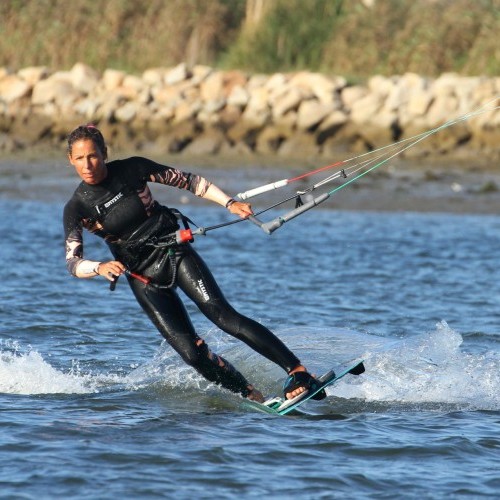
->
[0,162,499,499]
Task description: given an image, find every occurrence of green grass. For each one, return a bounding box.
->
[1,0,498,78]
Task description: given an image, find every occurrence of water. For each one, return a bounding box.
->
[0,161,499,499]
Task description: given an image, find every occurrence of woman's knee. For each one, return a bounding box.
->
[181,338,211,368]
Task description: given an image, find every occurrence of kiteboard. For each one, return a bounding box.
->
[246,360,365,416]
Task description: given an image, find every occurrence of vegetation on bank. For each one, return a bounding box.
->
[1,0,499,79]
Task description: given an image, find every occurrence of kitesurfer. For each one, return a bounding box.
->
[63,124,325,402]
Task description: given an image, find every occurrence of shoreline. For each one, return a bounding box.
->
[1,153,499,215]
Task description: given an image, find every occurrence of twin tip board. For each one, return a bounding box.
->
[247,360,365,416]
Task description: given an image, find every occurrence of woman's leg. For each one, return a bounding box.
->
[176,246,302,374]
[127,276,260,398]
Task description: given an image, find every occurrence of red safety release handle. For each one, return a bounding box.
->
[125,270,151,285]
[176,228,194,244]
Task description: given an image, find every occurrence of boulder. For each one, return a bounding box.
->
[272,87,304,120]
[70,63,99,94]
[255,125,293,155]
[227,85,249,108]
[297,100,337,131]
[165,63,191,85]
[0,75,31,103]
[102,69,126,91]
[182,128,226,155]
[278,131,318,157]
[18,66,50,86]
[32,74,81,106]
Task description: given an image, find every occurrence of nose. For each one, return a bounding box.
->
[83,158,94,171]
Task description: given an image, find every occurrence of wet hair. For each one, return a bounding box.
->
[67,124,107,159]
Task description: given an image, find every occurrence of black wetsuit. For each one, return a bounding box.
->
[63,156,300,396]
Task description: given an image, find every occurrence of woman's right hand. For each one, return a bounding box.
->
[96,260,127,282]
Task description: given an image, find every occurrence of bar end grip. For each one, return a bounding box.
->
[247,215,272,235]
[261,218,284,234]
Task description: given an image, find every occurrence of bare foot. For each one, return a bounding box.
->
[286,386,307,399]
[285,365,308,400]
[246,386,264,403]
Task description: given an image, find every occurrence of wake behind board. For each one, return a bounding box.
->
[246,360,365,416]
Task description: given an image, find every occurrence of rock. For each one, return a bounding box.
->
[73,98,100,120]
[368,75,395,98]
[265,73,288,94]
[227,85,249,108]
[222,70,248,97]
[70,63,99,94]
[182,129,226,155]
[341,85,369,108]
[432,73,460,97]
[318,110,348,132]
[297,100,337,131]
[316,110,348,145]
[190,65,213,85]
[102,69,126,91]
[142,68,168,86]
[272,87,304,120]
[18,66,50,86]
[426,95,458,127]
[357,119,398,149]
[216,105,243,130]
[0,75,31,103]
[165,63,191,85]
[32,74,81,106]
[349,93,384,124]
[200,71,224,102]
[218,139,254,157]
[152,85,182,105]
[1,63,499,159]
[93,91,125,121]
[406,91,434,117]
[255,125,293,154]
[122,74,148,96]
[173,98,202,124]
[11,112,53,144]
[242,86,270,127]
[115,101,139,123]
[164,121,198,153]
[226,120,257,145]
[289,72,340,105]
[278,131,318,157]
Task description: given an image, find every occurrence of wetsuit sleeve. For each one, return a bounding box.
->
[132,157,212,197]
[63,199,100,278]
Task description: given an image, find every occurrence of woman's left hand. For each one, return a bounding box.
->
[227,200,254,219]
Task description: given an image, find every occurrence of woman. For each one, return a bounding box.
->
[63,124,325,403]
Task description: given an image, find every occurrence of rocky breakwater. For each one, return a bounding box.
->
[0,62,499,160]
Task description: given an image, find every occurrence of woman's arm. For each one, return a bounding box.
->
[64,200,125,280]
[201,183,254,218]
[66,231,125,281]
[146,160,254,218]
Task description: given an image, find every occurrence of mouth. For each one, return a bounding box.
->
[83,174,98,183]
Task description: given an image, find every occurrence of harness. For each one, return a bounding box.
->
[132,208,194,289]
[79,176,194,289]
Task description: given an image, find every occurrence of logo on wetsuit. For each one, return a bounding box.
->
[197,279,210,301]
[103,192,124,208]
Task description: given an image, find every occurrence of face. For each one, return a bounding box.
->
[68,139,107,185]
